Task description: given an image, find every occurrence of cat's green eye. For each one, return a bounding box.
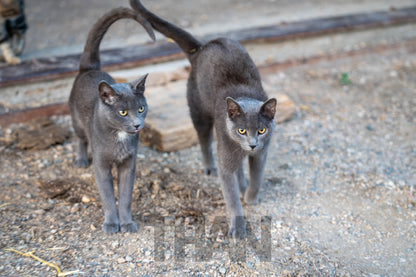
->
[258,128,266,134]
[119,110,128,117]
[138,106,145,113]
[238,128,246,135]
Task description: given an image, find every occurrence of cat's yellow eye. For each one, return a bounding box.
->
[119,110,128,117]
[258,128,266,134]
[238,128,246,135]
[138,106,145,113]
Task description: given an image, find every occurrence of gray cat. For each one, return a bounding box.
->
[130,0,277,238]
[68,7,155,234]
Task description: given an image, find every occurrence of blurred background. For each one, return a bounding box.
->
[22,0,416,59]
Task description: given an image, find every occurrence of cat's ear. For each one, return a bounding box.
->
[226,97,243,119]
[260,98,277,120]
[99,81,118,105]
[131,73,149,94]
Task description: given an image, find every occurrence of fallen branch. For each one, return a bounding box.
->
[5,248,81,276]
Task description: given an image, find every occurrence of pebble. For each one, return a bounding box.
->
[125,256,133,262]
[71,204,80,213]
[219,267,226,274]
[117,257,126,264]
[82,195,90,203]
[366,124,375,131]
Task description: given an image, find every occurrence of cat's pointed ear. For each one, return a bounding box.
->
[226,97,243,119]
[131,73,149,94]
[99,81,118,105]
[260,98,277,120]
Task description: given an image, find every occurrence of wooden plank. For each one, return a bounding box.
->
[141,80,295,152]
[1,6,415,88]
[0,103,69,127]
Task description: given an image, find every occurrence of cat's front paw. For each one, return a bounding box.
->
[102,223,120,234]
[228,216,246,239]
[74,158,90,168]
[120,222,138,233]
[205,167,218,176]
[244,192,260,205]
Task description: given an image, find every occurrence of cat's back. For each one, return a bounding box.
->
[194,38,261,89]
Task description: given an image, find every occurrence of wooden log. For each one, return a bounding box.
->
[1,6,415,87]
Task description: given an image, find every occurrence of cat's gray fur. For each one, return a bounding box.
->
[68,7,155,234]
[130,0,277,238]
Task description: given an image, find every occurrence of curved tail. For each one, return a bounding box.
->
[129,0,202,59]
[79,7,155,73]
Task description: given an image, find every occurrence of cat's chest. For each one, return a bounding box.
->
[94,132,138,164]
[113,136,137,163]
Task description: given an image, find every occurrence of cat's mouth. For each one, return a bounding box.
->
[127,130,139,135]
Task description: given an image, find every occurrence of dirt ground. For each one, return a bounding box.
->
[0,40,415,276]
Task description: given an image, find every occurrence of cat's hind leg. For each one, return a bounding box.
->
[74,137,89,168]
[237,161,248,196]
[71,113,90,168]
[187,79,217,175]
[194,115,217,176]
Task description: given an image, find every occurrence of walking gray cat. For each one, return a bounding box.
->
[130,0,277,238]
[68,7,155,234]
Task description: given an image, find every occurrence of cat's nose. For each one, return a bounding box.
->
[249,144,256,150]
[134,124,140,130]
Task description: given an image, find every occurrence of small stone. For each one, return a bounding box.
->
[90,224,96,231]
[81,195,90,203]
[117,257,126,264]
[366,124,375,131]
[125,255,133,262]
[219,267,226,274]
[112,241,119,249]
[246,262,254,269]
[70,205,80,213]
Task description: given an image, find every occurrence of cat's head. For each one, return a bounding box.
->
[225,97,276,152]
[98,74,149,136]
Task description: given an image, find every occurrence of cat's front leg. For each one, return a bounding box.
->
[219,170,246,239]
[93,159,119,233]
[244,152,267,205]
[117,157,137,233]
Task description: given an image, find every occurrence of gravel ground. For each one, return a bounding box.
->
[1,45,415,276]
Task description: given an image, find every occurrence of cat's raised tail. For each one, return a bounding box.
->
[129,0,202,59]
[79,7,155,73]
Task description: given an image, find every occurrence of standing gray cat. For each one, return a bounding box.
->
[130,0,277,238]
[69,7,155,234]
